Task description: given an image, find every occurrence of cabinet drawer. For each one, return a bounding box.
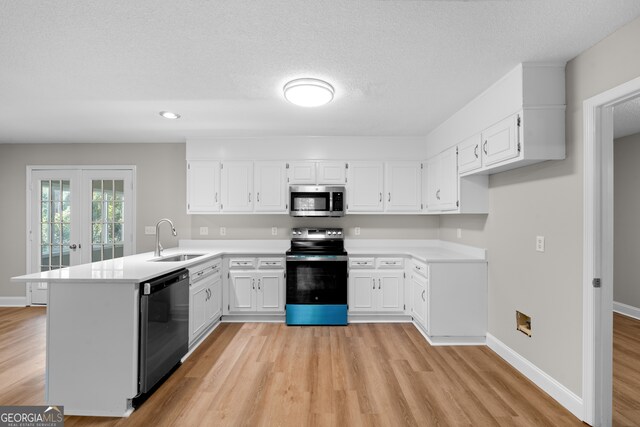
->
[229,258,256,269]
[257,257,284,269]
[349,257,375,268]
[376,257,404,269]
[412,260,428,278]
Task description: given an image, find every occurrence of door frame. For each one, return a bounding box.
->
[582,75,640,425]
[25,165,137,305]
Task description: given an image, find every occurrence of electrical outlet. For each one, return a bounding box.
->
[457,228,462,239]
[220,227,226,236]
[355,227,361,236]
[145,226,156,235]
[199,227,208,236]
[536,236,545,252]
[271,227,277,236]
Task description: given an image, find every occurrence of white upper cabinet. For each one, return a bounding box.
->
[482,113,521,167]
[221,161,254,212]
[457,134,482,175]
[254,161,287,213]
[428,63,565,176]
[384,161,422,212]
[347,161,384,212]
[317,161,347,184]
[187,161,220,213]
[426,147,458,212]
[288,161,346,185]
[287,161,316,184]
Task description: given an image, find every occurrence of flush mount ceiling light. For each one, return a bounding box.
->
[159,111,181,119]
[283,78,334,107]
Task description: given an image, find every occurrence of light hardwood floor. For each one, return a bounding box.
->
[613,312,640,426]
[0,307,589,426]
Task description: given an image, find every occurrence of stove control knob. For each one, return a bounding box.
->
[337,231,342,235]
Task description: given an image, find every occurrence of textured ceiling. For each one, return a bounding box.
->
[614,97,640,139]
[1,0,640,143]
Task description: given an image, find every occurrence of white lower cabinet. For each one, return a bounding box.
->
[410,260,487,339]
[228,257,285,314]
[189,259,223,346]
[349,257,405,314]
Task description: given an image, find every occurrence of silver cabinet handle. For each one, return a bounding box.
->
[252,278,255,290]
[257,192,260,202]
[378,278,381,289]
[436,189,441,200]
[422,290,426,301]
[249,193,252,203]
[257,279,261,290]
[379,192,382,202]
[388,192,391,202]
[483,141,488,155]
[474,145,479,158]
[415,266,421,270]
[215,192,218,203]
[372,278,376,289]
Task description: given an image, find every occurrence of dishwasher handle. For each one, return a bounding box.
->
[142,269,189,295]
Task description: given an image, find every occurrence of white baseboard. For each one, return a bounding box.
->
[0,296,28,307]
[613,301,640,320]
[486,333,583,421]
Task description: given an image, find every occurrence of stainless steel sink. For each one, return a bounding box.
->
[149,254,206,262]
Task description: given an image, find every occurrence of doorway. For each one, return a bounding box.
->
[583,75,640,426]
[26,166,136,305]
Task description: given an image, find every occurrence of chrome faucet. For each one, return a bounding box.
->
[154,218,177,257]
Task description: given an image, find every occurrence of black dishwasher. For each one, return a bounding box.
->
[138,269,189,395]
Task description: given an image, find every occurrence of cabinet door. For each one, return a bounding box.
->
[189,282,208,344]
[221,161,253,212]
[206,275,222,322]
[457,134,482,174]
[317,161,346,184]
[348,271,376,311]
[377,272,404,312]
[254,161,287,213]
[257,271,284,312]
[385,161,422,212]
[482,113,520,167]
[425,156,440,212]
[347,161,384,212]
[187,161,220,213]
[229,272,256,312]
[288,161,316,184]
[411,274,427,329]
[438,147,459,211]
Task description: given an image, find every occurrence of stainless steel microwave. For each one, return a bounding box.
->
[289,185,345,217]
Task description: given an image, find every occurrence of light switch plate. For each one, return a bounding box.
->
[271,227,277,236]
[145,226,155,235]
[220,227,226,236]
[199,227,208,236]
[536,236,545,252]
[355,227,361,236]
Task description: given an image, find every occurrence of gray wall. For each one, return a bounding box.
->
[439,16,640,395]
[0,143,188,298]
[614,132,640,309]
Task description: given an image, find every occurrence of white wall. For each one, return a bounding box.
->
[614,132,640,310]
[438,15,640,396]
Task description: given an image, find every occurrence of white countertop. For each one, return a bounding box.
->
[12,239,485,284]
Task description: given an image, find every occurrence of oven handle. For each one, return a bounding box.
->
[286,255,348,262]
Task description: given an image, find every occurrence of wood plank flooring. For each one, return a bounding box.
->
[614,312,640,426]
[0,307,590,426]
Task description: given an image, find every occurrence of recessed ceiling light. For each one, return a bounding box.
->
[283,78,334,107]
[159,111,181,119]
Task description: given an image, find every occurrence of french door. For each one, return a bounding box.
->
[27,167,135,305]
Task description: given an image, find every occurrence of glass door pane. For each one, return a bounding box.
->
[39,179,72,271]
[91,179,126,262]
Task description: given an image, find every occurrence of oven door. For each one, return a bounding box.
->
[286,255,348,304]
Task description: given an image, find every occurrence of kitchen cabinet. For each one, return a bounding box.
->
[187,160,221,213]
[384,161,422,212]
[346,161,384,212]
[287,161,346,184]
[221,161,253,212]
[410,260,487,340]
[348,257,404,313]
[228,257,285,314]
[254,161,287,212]
[189,258,222,346]
[426,146,458,212]
[482,113,521,167]
[457,134,482,175]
